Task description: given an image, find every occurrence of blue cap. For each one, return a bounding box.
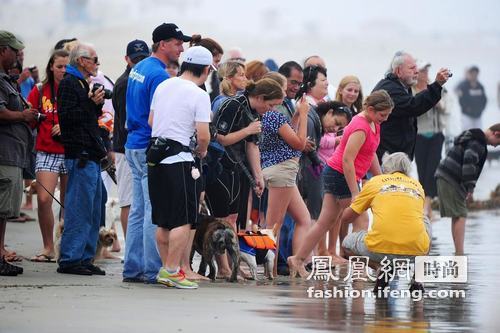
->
[126,39,149,60]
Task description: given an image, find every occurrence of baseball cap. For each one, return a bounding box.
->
[182,46,216,70]
[468,65,479,73]
[126,39,150,60]
[152,23,191,43]
[0,30,25,50]
[416,60,431,71]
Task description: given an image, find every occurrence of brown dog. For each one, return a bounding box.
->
[191,215,240,282]
[54,219,64,262]
[94,227,118,260]
[55,223,118,261]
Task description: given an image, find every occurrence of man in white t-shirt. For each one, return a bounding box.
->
[147,46,213,289]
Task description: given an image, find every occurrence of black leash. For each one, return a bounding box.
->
[34,180,65,209]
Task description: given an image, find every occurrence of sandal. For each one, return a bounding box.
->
[7,216,26,223]
[20,212,36,221]
[30,253,56,263]
[4,252,22,262]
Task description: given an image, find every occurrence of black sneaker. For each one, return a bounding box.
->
[123,277,144,283]
[85,264,105,275]
[409,281,425,294]
[57,265,93,275]
[9,263,23,275]
[0,258,18,276]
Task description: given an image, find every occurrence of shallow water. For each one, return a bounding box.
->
[2,168,499,332]
[253,209,500,332]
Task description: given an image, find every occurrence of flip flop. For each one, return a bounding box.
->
[7,216,26,223]
[4,253,23,262]
[30,253,56,263]
[20,212,36,221]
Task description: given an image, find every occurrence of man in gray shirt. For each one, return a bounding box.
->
[0,30,37,275]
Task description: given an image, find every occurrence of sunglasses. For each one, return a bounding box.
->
[83,56,99,64]
[288,79,302,86]
[230,57,246,62]
[338,106,352,115]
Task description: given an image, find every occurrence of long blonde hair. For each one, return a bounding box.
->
[218,61,245,96]
[335,75,363,113]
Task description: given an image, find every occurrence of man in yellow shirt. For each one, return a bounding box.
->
[341,153,431,292]
[342,152,431,263]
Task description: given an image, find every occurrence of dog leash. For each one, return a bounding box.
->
[33,180,65,209]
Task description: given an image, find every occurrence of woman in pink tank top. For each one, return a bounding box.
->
[288,90,394,277]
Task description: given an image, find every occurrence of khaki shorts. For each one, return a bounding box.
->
[262,158,299,188]
[342,216,432,264]
[436,177,467,218]
[0,165,23,219]
[115,153,132,207]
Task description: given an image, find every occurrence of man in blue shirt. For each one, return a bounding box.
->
[123,23,191,284]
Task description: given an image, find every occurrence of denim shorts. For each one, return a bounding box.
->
[323,166,352,199]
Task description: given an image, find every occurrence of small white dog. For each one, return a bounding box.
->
[238,229,276,280]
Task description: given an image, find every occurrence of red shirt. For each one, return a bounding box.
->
[27,83,65,154]
[327,114,380,181]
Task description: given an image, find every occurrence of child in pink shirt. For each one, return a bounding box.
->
[288,90,394,277]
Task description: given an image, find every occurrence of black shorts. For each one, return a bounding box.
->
[323,166,353,199]
[205,167,241,218]
[148,162,201,230]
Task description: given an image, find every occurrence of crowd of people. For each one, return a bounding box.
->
[1,24,499,289]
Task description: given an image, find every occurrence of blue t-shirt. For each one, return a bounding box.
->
[125,57,169,149]
[260,110,302,169]
[20,77,35,99]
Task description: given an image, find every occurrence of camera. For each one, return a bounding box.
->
[208,123,218,141]
[35,113,47,122]
[52,132,62,143]
[307,150,323,167]
[92,83,113,99]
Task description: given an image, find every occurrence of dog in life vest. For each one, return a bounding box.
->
[238,227,276,280]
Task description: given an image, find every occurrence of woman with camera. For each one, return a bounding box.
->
[296,65,329,229]
[257,72,311,275]
[27,49,69,262]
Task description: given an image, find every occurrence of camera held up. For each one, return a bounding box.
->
[92,83,113,99]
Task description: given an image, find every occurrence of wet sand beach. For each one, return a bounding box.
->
[2,164,500,332]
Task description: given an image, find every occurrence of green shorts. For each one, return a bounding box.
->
[436,177,467,218]
[0,165,23,219]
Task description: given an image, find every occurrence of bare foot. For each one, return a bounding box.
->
[332,255,348,265]
[3,251,22,262]
[216,269,232,279]
[287,256,308,278]
[238,268,252,280]
[184,270,210,281]
[21,204,33,210]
